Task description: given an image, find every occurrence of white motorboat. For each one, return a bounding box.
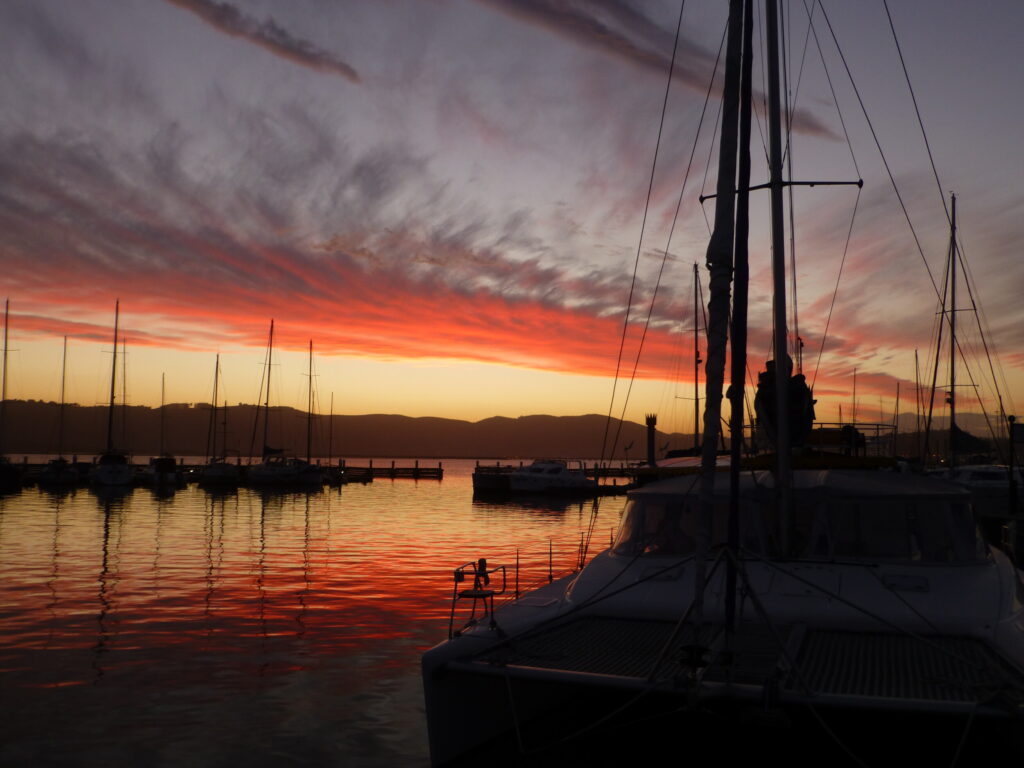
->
[508,459,597,494]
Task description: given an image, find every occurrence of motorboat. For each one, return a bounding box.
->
[423,469,1024,764]
[508,459,597,494]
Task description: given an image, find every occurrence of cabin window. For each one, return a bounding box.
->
[612,498,770,557]
[800,499,985,563]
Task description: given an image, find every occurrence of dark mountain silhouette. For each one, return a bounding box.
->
[1,400,999,461]
[0,400,689,460]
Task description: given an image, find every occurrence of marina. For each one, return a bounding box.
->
[1,1,1023,766]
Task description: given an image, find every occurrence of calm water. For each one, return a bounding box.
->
[0,460,624,767]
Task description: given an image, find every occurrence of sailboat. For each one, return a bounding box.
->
[199,354,240,488]
[421,2,1024,764]
[246,327,322,489]
[143,374,184,490]
[0,299,23,492]
[38,336,80,487]
[90,301,134,488]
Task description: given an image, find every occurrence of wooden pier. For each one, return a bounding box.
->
[342,459,444,481]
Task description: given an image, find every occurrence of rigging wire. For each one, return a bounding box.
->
[598,0,688,464]
[881,1,1012,439]
[881,0,950,226]
[795,0,863,390]
[586,5,725,566]
[815,1,940,301]
[780,0,800,369]
[957,233,1017,419]
[607,19,727,462]
[699,70,726,235]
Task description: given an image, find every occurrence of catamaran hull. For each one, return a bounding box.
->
[424,619,1024,766]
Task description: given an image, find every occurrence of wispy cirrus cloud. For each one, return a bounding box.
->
[162,0,360,83]
[475,0,834,137]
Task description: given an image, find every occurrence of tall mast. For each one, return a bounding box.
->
[693,263,701,451]
[915,349,922,457]
[207,354,220,462]
[948,193,957,470]
[263,319,274,458]
[696,0,745,619]
[328,392,334,466]
[852,367,857,423]
[121,337,128,450]
[0,299,7,457]
[106,301,120,453]
[58,336,68,459]
[726,0,755,635]
[766,0,793,552]
[159,373,166,456]
[893,381,900,455]
[306,339,313,464]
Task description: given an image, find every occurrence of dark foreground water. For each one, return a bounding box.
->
[0,460,624,767]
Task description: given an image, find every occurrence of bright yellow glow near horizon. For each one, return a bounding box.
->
[7,334,1022,436]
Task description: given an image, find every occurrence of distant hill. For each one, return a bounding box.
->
[1,400,1002,461]
[0,400,690,460]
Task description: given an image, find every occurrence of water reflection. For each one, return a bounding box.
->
[0,462,618,765]
[92,498,120,683]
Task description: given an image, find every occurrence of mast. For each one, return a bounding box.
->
[948,193,957,470]
[696,0,745,617]
[121,337,128,450]
[852,367,857,424]
[328,392,334,466]
[207,354,220,462]
[726,0,755,634]
[159,373,166,456]
[306,339,313,464]
[693,263,701,451]
[106,301,120,453]
[263,319,274,459]
[0,299,7,457]
[58,336,68,459]
[766,0,793,553]
[915,349,922,457]
[893,381,900,455]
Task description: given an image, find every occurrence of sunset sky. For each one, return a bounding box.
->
[1,0,1021,437]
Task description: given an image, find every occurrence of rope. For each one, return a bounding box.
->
[607,13,726,462]
[810,187,860,391]
[599,0,688,464]
[699,27,729,236]
[882,0,950,226]
[815,1,941,300]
